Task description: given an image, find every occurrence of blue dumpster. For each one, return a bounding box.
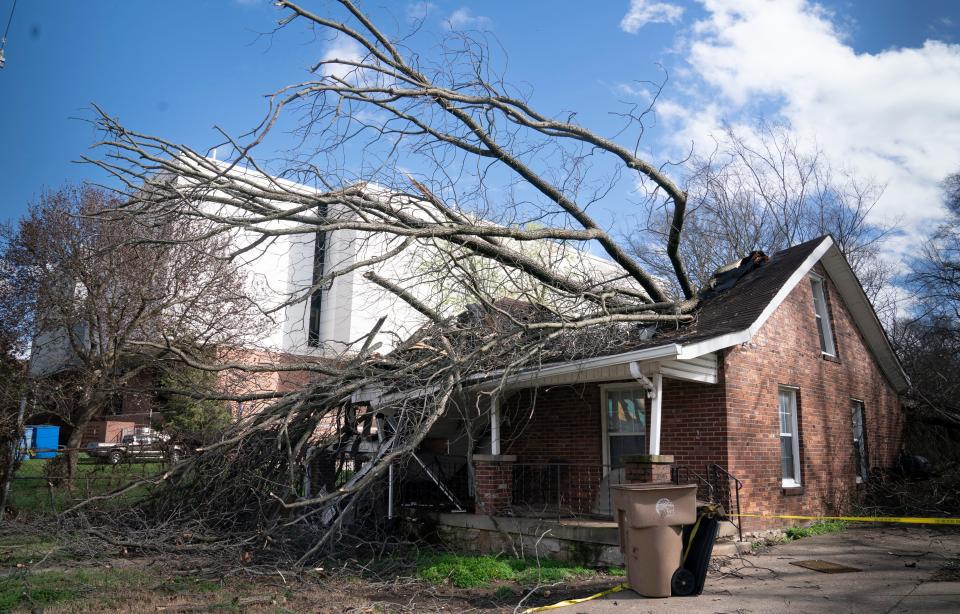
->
[27,425,60,459]
[16,427,34,461]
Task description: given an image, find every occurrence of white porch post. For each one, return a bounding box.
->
[649,373,663,455]
[490,396,501,455]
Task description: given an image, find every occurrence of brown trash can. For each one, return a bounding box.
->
[612,483,698,598]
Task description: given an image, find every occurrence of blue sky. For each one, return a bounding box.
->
[1,0,959,255]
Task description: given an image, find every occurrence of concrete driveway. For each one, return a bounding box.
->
[567,526,960,613]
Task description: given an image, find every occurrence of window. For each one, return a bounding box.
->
[602,387,646,469]
[852,400,869,483]
[810,276,836,356]
[779,387,801,486]
[307,207,328,347]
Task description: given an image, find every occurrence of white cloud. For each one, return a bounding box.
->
[319,38,365,81]
[444,8,493,31]
[407,2,436,22]
[620,0,685,33]
[658,0,960,248]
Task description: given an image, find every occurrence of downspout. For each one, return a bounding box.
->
[629,361,662,456]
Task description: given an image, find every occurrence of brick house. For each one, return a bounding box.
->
[392,235,906,550]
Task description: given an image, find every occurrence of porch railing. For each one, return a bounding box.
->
[672,463,744,542]
[709,463,744,542]
[510,462,625,520]
[671,465,715,503]
[396,454,470,511]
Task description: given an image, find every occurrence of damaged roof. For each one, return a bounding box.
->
[383,234,909,394]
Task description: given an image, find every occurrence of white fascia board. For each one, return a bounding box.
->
[676,236,835,360]
[474,342,681,390]
[354,343,682,404]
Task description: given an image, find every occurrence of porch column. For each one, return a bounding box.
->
[473,454,516,515]
[490,396,500,455]
[624,454,674,484]
[649,373,663,455]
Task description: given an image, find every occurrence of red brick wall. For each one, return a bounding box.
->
[500,384,605,513]
[660,376,729,473]
[723,265,904,531]
[474,458,515,515]
[501,384,603,466]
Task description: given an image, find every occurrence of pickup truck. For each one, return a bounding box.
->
[86,433,184,465]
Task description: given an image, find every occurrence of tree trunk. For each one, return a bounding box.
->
[64,426,84,483]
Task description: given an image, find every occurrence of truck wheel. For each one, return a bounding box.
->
[108,450,123,465]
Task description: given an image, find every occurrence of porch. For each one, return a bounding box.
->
[385,348,744,559]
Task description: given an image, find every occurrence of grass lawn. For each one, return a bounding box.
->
[413,552,622,588]
[7,456,166,517]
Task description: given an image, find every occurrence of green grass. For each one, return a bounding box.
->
[784,520,848,540]
[414,553,594,588]
[752,520,849,550]
[0,568,150,613]
[0,533,74,567]
[7,457,165,516]
[0,567,230,613]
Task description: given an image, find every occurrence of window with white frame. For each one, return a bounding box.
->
[810,276,836,356]
[778,387,801,486]
[852,400,869,483]
[602,387,646,469]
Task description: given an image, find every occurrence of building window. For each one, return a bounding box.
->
[779,387,801,486]
[852,400,869,483]
[602,387,646,469]
[810,275,836,356]
[307,207,328,347]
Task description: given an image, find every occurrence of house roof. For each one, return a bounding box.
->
[365,235,909,403]
[659,235,830,348]
[468,235,908,393]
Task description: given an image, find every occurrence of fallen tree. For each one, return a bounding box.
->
[61,0,897,564]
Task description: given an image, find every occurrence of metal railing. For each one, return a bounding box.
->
[709,463,744,542]
[396,454,470,511]
[671,465,715,503]
[672,463,744,542]
[510,462,624,520]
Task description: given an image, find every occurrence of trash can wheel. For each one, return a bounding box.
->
[671,568,696,596]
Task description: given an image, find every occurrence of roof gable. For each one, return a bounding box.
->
[675,235,908,393]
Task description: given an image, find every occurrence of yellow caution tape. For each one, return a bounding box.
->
[734,513,960,525]
[520,583,628,613]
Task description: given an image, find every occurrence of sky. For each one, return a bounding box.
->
[1,0,959,263]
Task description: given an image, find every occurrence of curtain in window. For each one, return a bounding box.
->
[606,389,646,468]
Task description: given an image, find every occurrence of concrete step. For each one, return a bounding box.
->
[712,540,752,557]
[717,520,739,539]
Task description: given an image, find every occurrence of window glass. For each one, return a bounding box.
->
[810,277,836,355]
[605,389,646,468]
[607,390,645,434]
[852,401,868,482]
[779,388,800,484]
